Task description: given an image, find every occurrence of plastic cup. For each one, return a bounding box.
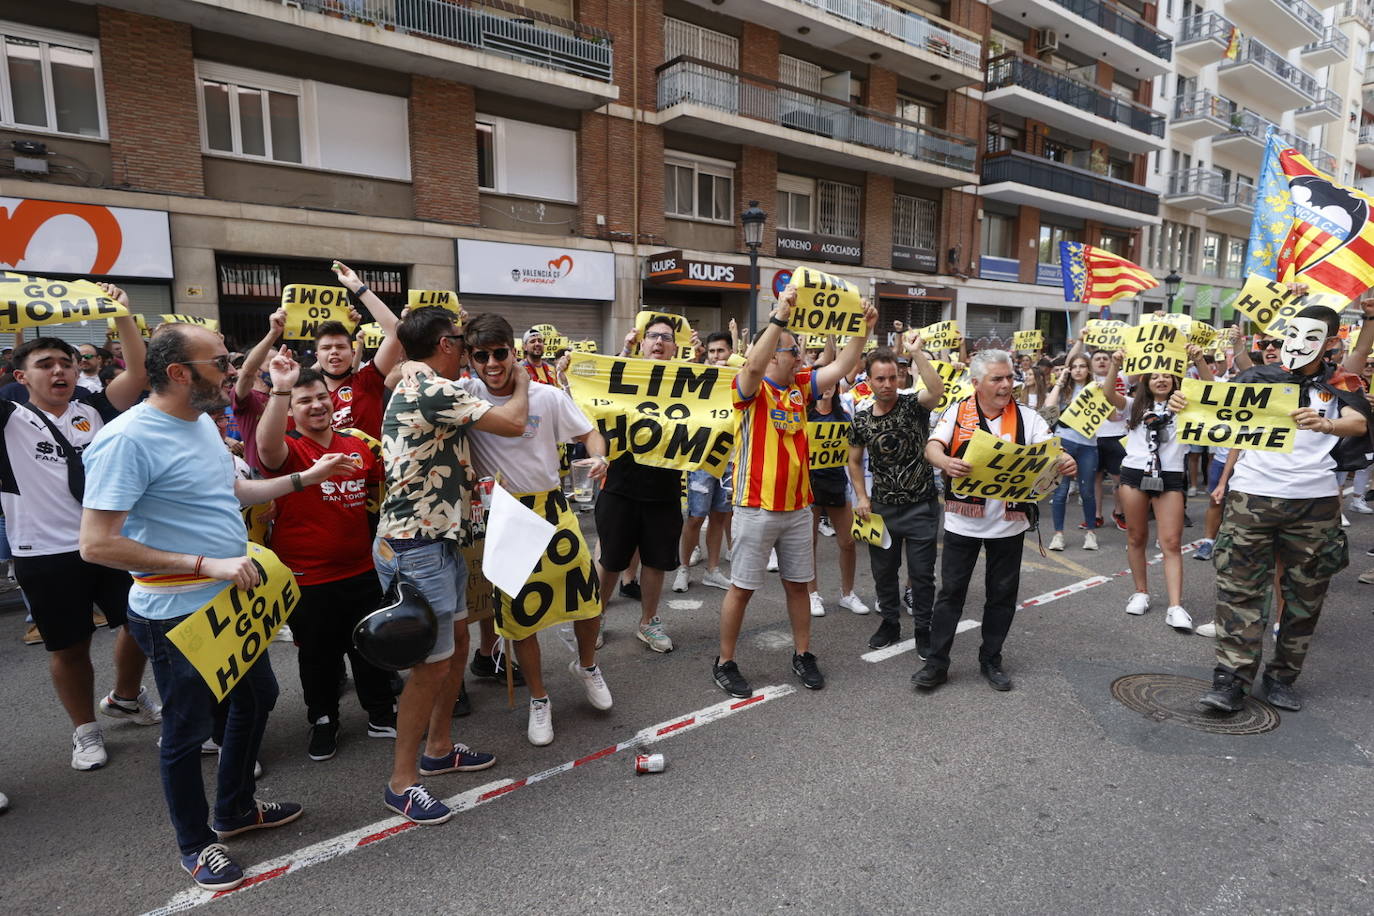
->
[571,459,597,503]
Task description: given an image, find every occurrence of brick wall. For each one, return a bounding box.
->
[409,76,478,224]
[578,0,663,109]
[98,8,202,195]
[741,23,780,80]
[941,189,979,277]
[946,0,991,36]
[576,112,666,243]
[736,146,777,253]
[1015,205,1041,284]
[866,67,897,114]
[864,174,893,269]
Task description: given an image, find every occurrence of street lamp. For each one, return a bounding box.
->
[741,200,767,333]
[1164,269,1182,314]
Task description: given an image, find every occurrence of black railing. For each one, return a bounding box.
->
[982,151,1158,215]
[986,53,1164,137]
[1047,0,1171,61]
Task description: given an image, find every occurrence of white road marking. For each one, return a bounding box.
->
[667,599,703,610]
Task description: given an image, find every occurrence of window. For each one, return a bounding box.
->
[777,174,814,232]
[982,212,1014,259]
[1159,221,1198,274]
[893,195,937,250]
[1039,224,1080,264]
[1099,231,1130,255]
[897,95,934,126]
[1226,237,1246,279]
[1201,232,1222,277]
[475,114,577,202]
[199,68,301,164]
[0,23,103,137]
[664,153,734,222]
[477,122,495,191]
[817,179,861,238]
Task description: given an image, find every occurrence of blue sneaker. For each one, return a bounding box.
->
[213,799,303,838]
[384,783,453,825]
[418,742,496,776]
[181,843,245,890]
[1194,540,1214,561]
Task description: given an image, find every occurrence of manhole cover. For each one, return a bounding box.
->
[1110,673,1281,735]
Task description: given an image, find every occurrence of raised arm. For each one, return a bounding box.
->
[908,334,944,411]
[236,308,286,400]
[1343,296,1374,374]
[334,260,403,375]
[255,346,298,473]
[816,301,877,395]
[1102,351,1126,409]
[101,286,148,411]
[472,363,530,437]
[737,286,795,400]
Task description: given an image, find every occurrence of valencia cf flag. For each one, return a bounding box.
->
[1060,242,1159,307]
[1277,150,1374,306]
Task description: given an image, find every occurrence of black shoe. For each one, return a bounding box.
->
[914,628,931,661]
[452,683,471,718]
[308,717,339,761]
[469,649,525,686]
[619,580,642,601]
[1262,675,1302,711]
[911,663,947,690]
[791,652,825,690]
[1197,669,1246,713]
[867,619,901,650]
[367,707,397,738]
[712,657,752,698]
[1184,513,1194,528]
[980,662,1012,692]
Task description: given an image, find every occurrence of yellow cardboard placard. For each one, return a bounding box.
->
[281,285,355,341]
[407,289,461,318]
[635,311,693,350]
[1176,378,1300,453]
[572,339,598,353]
[807,420,850,470]
[357,322,385,350]
[1122,322,1187,377]
[950,430,1063,503]
[787,265,866,337]
[1058,383,1116,439]
[915,360,973,412]
[850,511,890,548]
[1012,329,1044,352]
[165,543,298,702]
[158,314,220,331]
[106,313,150,340]
[0,272,127,330]
[918,319,962,351]
[1232,274,1304,337]
[492,490,600,641]
[1081,319,1127,351]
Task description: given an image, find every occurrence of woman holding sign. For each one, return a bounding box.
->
[805,383,868,618]
[1103,347,1212,632]
[1045,347,1100,551]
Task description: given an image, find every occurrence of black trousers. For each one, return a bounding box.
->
[927,530,1024,670]
[869,498,939,630]
[292,571,394,723]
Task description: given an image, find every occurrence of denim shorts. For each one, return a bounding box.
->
[686,468,732,517]
[372,538,467,664]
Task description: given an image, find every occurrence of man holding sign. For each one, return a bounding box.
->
[79,323,355,891]
[920,350,1077,692]
[313,261,404,438]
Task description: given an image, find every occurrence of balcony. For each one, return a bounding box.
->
[1218,36,1321,111]
[1207,181,1257,227]
[1300,27,1350,68]
[984,53,1165,152]
[676,0,982,89]
[1295,88,1342,128]
[1222,0,1322,51]
[980,150,1159,226]
[1357,177,1374,196]
[985,0,1171,77]
[1209,111,1335,173]
[1171,91,1233,142]
[1163,168,1225,210]
[656,58,978,186]
[92,0,617,108]
[1175,12,1231,67]
[1357,125,1374,169]
[1342,0,1374,29]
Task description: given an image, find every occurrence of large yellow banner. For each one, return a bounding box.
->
[1058,383,1115,438]
[281,285,356,340]
[787,265,865,337]
[807,421,850,470]
[165,543,298,702]
[950,430,1063,502]
[1176,378,1300,453]
[0,272,128,330]
[1123,322,1187,377]
[1232,274,1303,337]
[565,352,739,477]
[492,489,601,641]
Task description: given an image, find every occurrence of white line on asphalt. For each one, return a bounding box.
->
[142,685,797,916]
[667,599,703,610]
[860,541,1205,663]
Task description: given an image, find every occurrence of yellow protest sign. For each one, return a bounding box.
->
[566,352,739,477]
[1188,321,1218,349]
[851,511,891,548]
[1146,312,1193,333]
[544,334,570,354]
[165,543,299,702]
[918,319,962,350]
[635,310,693,349]
[492,490,600,641]
[1123,322,1187,377]
[407,289,461,318]
[1232,274,1304,337]
[106,313,150,340]
[281,285,355,340]
[951,430,1063,503]
[357,322,385,350]
[1012,330,1044,352]
[726,353,746,367]
[916,360,973,412]
[1176,378,1300,453]
[1082,319,1126,351]
[158,314,220,331]
[1058,383,1115,438]
[788,265,866,337]
[572,339,598,353]
[807,421,850,470]
[0,272,128,330]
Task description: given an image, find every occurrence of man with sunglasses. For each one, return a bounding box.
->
[1,293,158,773]
[75,344,105,393]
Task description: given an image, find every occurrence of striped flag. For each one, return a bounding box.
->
[1277,150,1374,307]
[1224,27,1241,61]
[1060,241,1160,307]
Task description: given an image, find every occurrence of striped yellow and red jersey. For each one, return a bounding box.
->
[732,370,819,511]
[522,359,558,386]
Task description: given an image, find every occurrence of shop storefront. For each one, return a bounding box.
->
[642,250,753,336]
[456,239,613,347]
[874,281,955,341]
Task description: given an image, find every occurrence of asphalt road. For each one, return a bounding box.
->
[2,495,1372,915]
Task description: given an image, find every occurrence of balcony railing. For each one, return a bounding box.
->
[1214,180,1256,210]
[1360,125,1374,144]
[1214,109,1334,169]
[1273,0,1326,34]
[1172,90,1233,123]
[1344,0,1374,30]
[793,0,982,70]
[1221,36,1321,101]
[1179,11,1232,46]
[986,53,1165,137]
[1301,26,1350,58]
[288,0,613,81]
[1043,0,1172,61]
[1298,88,1342,118]
[982,150,1159,215]
[1166,168,1224,199]
[656,57,978,172]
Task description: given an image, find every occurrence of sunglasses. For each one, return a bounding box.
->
[180,355,233,373]
[77,353,97,361]
[1259,340,1282,350]
[470,347,510,364]
[776,346,799,356]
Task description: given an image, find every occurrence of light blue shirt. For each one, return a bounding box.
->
[83,402,247,620]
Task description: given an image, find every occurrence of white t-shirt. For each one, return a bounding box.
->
[0,392,116,556]
[931,401,1051,539]
[76,374,103,393]
[459,378,592,494]
[1229,387,1342,499]
[1120,396,1186,473]
[1094,374,1128,437]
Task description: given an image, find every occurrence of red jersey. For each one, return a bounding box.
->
[329,362,387,438]
[522,360,558,386]
[732,370,818,511]
[266,430,381,586]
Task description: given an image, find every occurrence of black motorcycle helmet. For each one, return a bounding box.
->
[353,581,439,671]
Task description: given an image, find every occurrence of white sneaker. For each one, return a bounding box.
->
[809,592,826,617]
[671,567,689,593]
[1194,621,1217,638]
[274,624,293,643]
[527,697,553,746]
[1342,513,1352,528]
[1048,532,1065,551]
[1082,531,1098,551]
[99,685,162,725]
[71,722,107,771]
[702,568,732,590]
[0,790,8,813]
[568,660,613,710]
[688,546,703,566]
[201,737,221,755]
[818,516,835,537]
[767,549,779,572]
[1125,592,1150,616]
[723,544,732,562]
[636,616,673,653]
[1186,487,1198,497]
[1351,497,1374,515]
[1165,605,1194,632]
[838,593,870,615]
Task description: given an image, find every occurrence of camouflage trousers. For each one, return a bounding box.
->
[1212,492,1348,688]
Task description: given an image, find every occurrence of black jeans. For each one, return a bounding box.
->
[291,571,394,723]
[928,530,1025,670]
[869,498,939,630]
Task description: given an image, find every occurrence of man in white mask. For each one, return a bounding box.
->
[1174,304,1371,713]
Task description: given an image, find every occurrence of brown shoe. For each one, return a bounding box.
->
[22,623,41,646]
[92,610,108,628]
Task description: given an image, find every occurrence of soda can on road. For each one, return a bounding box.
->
[634,753,666,774]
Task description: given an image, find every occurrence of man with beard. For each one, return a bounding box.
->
[1185,304,1371,713]
[521,328,559,386]
[80,324,354,890]
[314,261,403,437]
[75,344,106,393]
[1,293,158,771]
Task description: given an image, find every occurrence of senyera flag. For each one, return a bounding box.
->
[1060,241,1159,307]
[1277,150,1374,306]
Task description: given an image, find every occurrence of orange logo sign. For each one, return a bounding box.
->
[0,200,124,276]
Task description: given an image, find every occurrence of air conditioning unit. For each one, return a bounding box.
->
[1035,28,1059,55]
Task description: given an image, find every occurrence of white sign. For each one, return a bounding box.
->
[0,198,172,278]
[456,239,614,300]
